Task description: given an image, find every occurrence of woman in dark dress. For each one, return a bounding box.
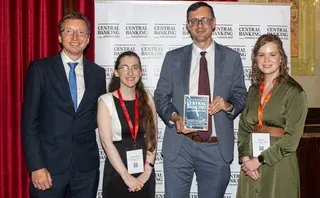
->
[98,51,157,197]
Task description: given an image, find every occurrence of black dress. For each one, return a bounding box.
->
[102,96,155,198]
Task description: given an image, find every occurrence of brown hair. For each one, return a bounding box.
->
[251,34,288,86]
[58,11,91,35]
[109,51,157,152]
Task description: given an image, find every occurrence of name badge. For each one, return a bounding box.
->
[252,133,270,157]
[126,149,144,174]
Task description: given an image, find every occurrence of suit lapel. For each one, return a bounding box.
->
[181,45,192,94]
[213,42,225,98]
[51,54,75,113]
[77,58,93,113]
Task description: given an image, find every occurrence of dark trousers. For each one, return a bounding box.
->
[29,156,99,198]
[163,136,230,198]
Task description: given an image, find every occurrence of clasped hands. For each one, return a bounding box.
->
[241,156,262,181]
[172,96,232,134]
[123,166,152,192]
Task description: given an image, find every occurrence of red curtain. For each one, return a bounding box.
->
[0,0,63,197]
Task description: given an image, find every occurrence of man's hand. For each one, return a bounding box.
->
[171,113,196,134]
[209,96,233,115]
[31,168,52,190]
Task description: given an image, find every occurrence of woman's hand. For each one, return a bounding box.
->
[137,166,152,184]
[241,157,261,175]
[122,173,144,192]
[241,156,261,180]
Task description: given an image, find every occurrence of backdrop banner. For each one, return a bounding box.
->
[94,1,290,197]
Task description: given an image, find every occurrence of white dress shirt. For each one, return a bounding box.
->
[61,50,85,107]
[189,43,216,137]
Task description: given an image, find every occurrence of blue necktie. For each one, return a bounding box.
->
[68,62,78,111]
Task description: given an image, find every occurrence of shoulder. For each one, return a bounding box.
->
[166,44,192,57]
[215,42,240,57]
[29,54,59,67]
[281,76,305,100]
[84,58,105,73]
[99,93,114,103]
[27,54,61,75]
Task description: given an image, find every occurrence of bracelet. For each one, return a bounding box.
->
[145,161,154,168]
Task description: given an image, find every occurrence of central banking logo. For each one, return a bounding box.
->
[243,66,252,81]
[97,190,103,198]
[214,24,233,39]
[100,65,114,81]
[155,170,164,185]
[156,151,163,165]
[113,44,136,58]
[234,129,238,143]
[224,193,232,198]
[126,23,148,38]
[228,45,247,60]
[155,193,165,198]
[154,24,177,38]
[229,171,240,186]
[182,24,190,39]
[153,65,162,78]
[140,44,164,59]
[238,25,261,39]
[97,23,120,38]
[141,65,148,79]
[99,148,106,163]
[267,25,289,40]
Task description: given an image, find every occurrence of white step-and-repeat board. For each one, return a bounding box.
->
[94,1,290,197]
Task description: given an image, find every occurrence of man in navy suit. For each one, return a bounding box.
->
[154,2,247,198]
[21,12,106,198]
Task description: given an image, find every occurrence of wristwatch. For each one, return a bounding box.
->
[145,161,154,169]
[257,155,266,165]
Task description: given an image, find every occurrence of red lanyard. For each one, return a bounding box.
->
[117,89,139,144]
[258,81,277,126]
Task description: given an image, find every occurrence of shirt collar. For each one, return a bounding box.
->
[192,42,215,57]
[60,50,83,66]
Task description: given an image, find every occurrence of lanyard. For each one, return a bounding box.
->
[258,81,277,126]
[117,89,139,144]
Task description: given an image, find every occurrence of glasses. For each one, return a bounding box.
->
[118,65,141,73]
[60,28,89,36]
[188,17,213,27]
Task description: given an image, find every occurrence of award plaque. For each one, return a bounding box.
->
[183,95,209,130]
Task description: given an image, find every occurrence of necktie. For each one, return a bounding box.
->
[197,51,212,141]
[68,62,78,111]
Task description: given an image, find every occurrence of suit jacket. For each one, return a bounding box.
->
[21,53,106,174]
[154,43,247,163]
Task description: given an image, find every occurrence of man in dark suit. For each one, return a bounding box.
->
[154,2,247,198]
[21,12,106,198]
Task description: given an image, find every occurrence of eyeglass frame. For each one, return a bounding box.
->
[187,17,214,27]
[60,28,89,36]
[117,65,141,73]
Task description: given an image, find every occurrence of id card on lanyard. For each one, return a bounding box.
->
[117,89,144,174]
[252,81,277,157]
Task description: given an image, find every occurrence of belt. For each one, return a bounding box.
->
[185,133,218,143]
[253,124,284,138]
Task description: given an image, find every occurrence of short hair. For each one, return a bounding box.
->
[58,11,91,35]
[251,34,288,86]
[186,2,215,20]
